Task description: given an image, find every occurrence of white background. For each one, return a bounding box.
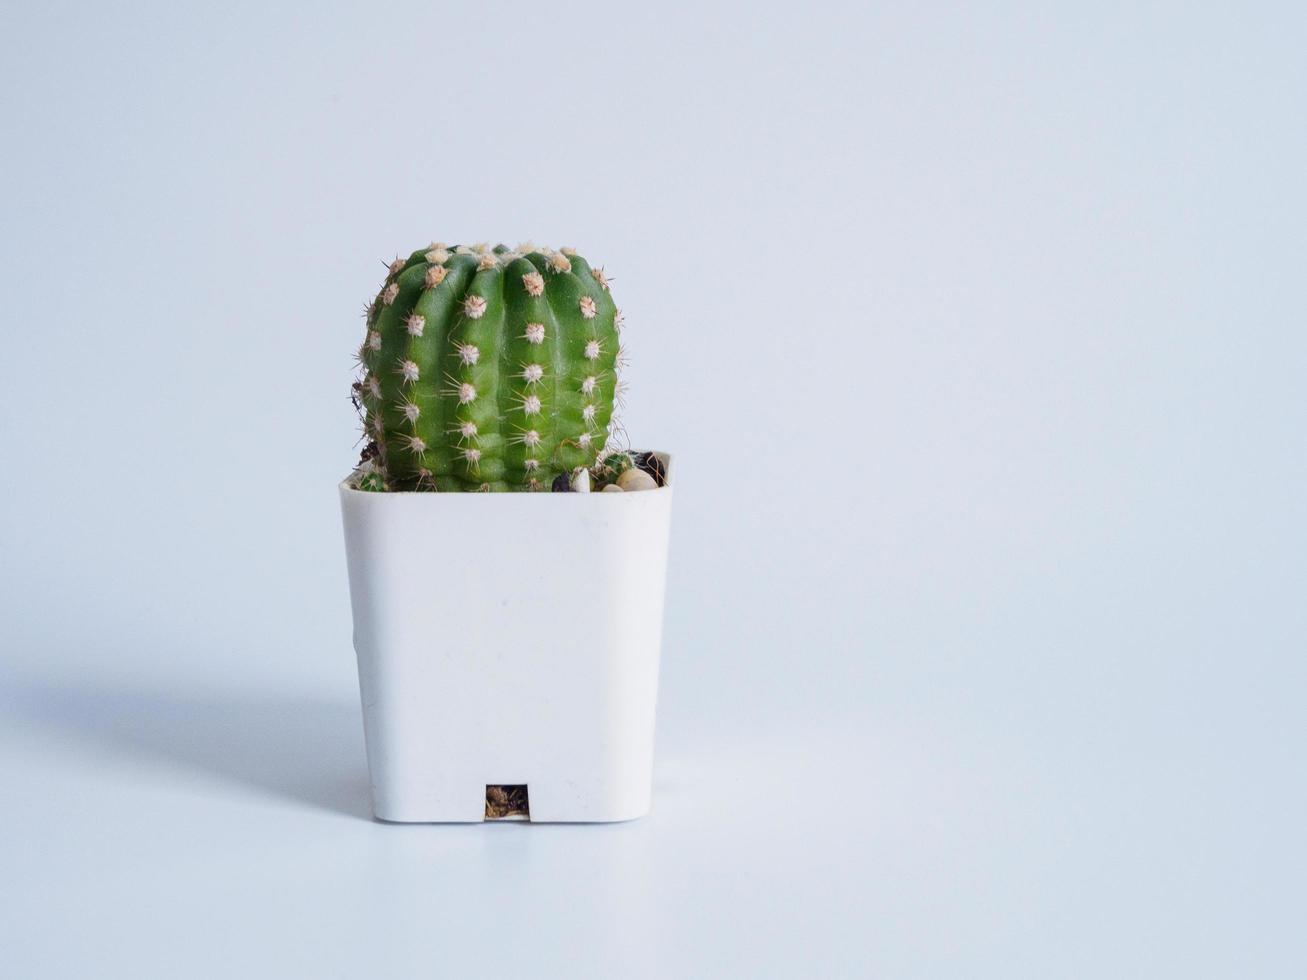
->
[2,2,1304,976]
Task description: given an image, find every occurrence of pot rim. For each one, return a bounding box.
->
[339,449,674,496]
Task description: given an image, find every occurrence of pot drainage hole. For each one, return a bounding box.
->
[485,785,530,820]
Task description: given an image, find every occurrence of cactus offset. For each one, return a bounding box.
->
[354,243,622,491]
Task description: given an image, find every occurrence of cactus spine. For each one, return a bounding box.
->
[355,243,622,491]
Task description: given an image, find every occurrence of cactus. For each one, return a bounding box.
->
[353,243,623,491]
[598,452,635,478]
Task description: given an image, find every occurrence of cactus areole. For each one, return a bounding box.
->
[354,243,623,492]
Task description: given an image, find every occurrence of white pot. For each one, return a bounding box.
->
[339,454,674,823]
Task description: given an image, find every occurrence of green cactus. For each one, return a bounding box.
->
[355,243,622,491]
[597,452,635,479]
[355,468,388,492]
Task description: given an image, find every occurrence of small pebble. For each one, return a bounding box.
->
[601,483,624,493]
[616,468,658,492]
[551,473,572,492]
[569,468,591,493]
[633,451,667,486]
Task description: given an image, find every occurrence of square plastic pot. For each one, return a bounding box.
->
[339,454,673,822]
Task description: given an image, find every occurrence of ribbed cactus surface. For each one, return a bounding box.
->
[355,243,621,491]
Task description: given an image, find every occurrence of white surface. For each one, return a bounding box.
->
[1,2,1305,977]
[341,462,672,822]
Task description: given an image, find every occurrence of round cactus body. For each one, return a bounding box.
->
[356,243,621,491]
